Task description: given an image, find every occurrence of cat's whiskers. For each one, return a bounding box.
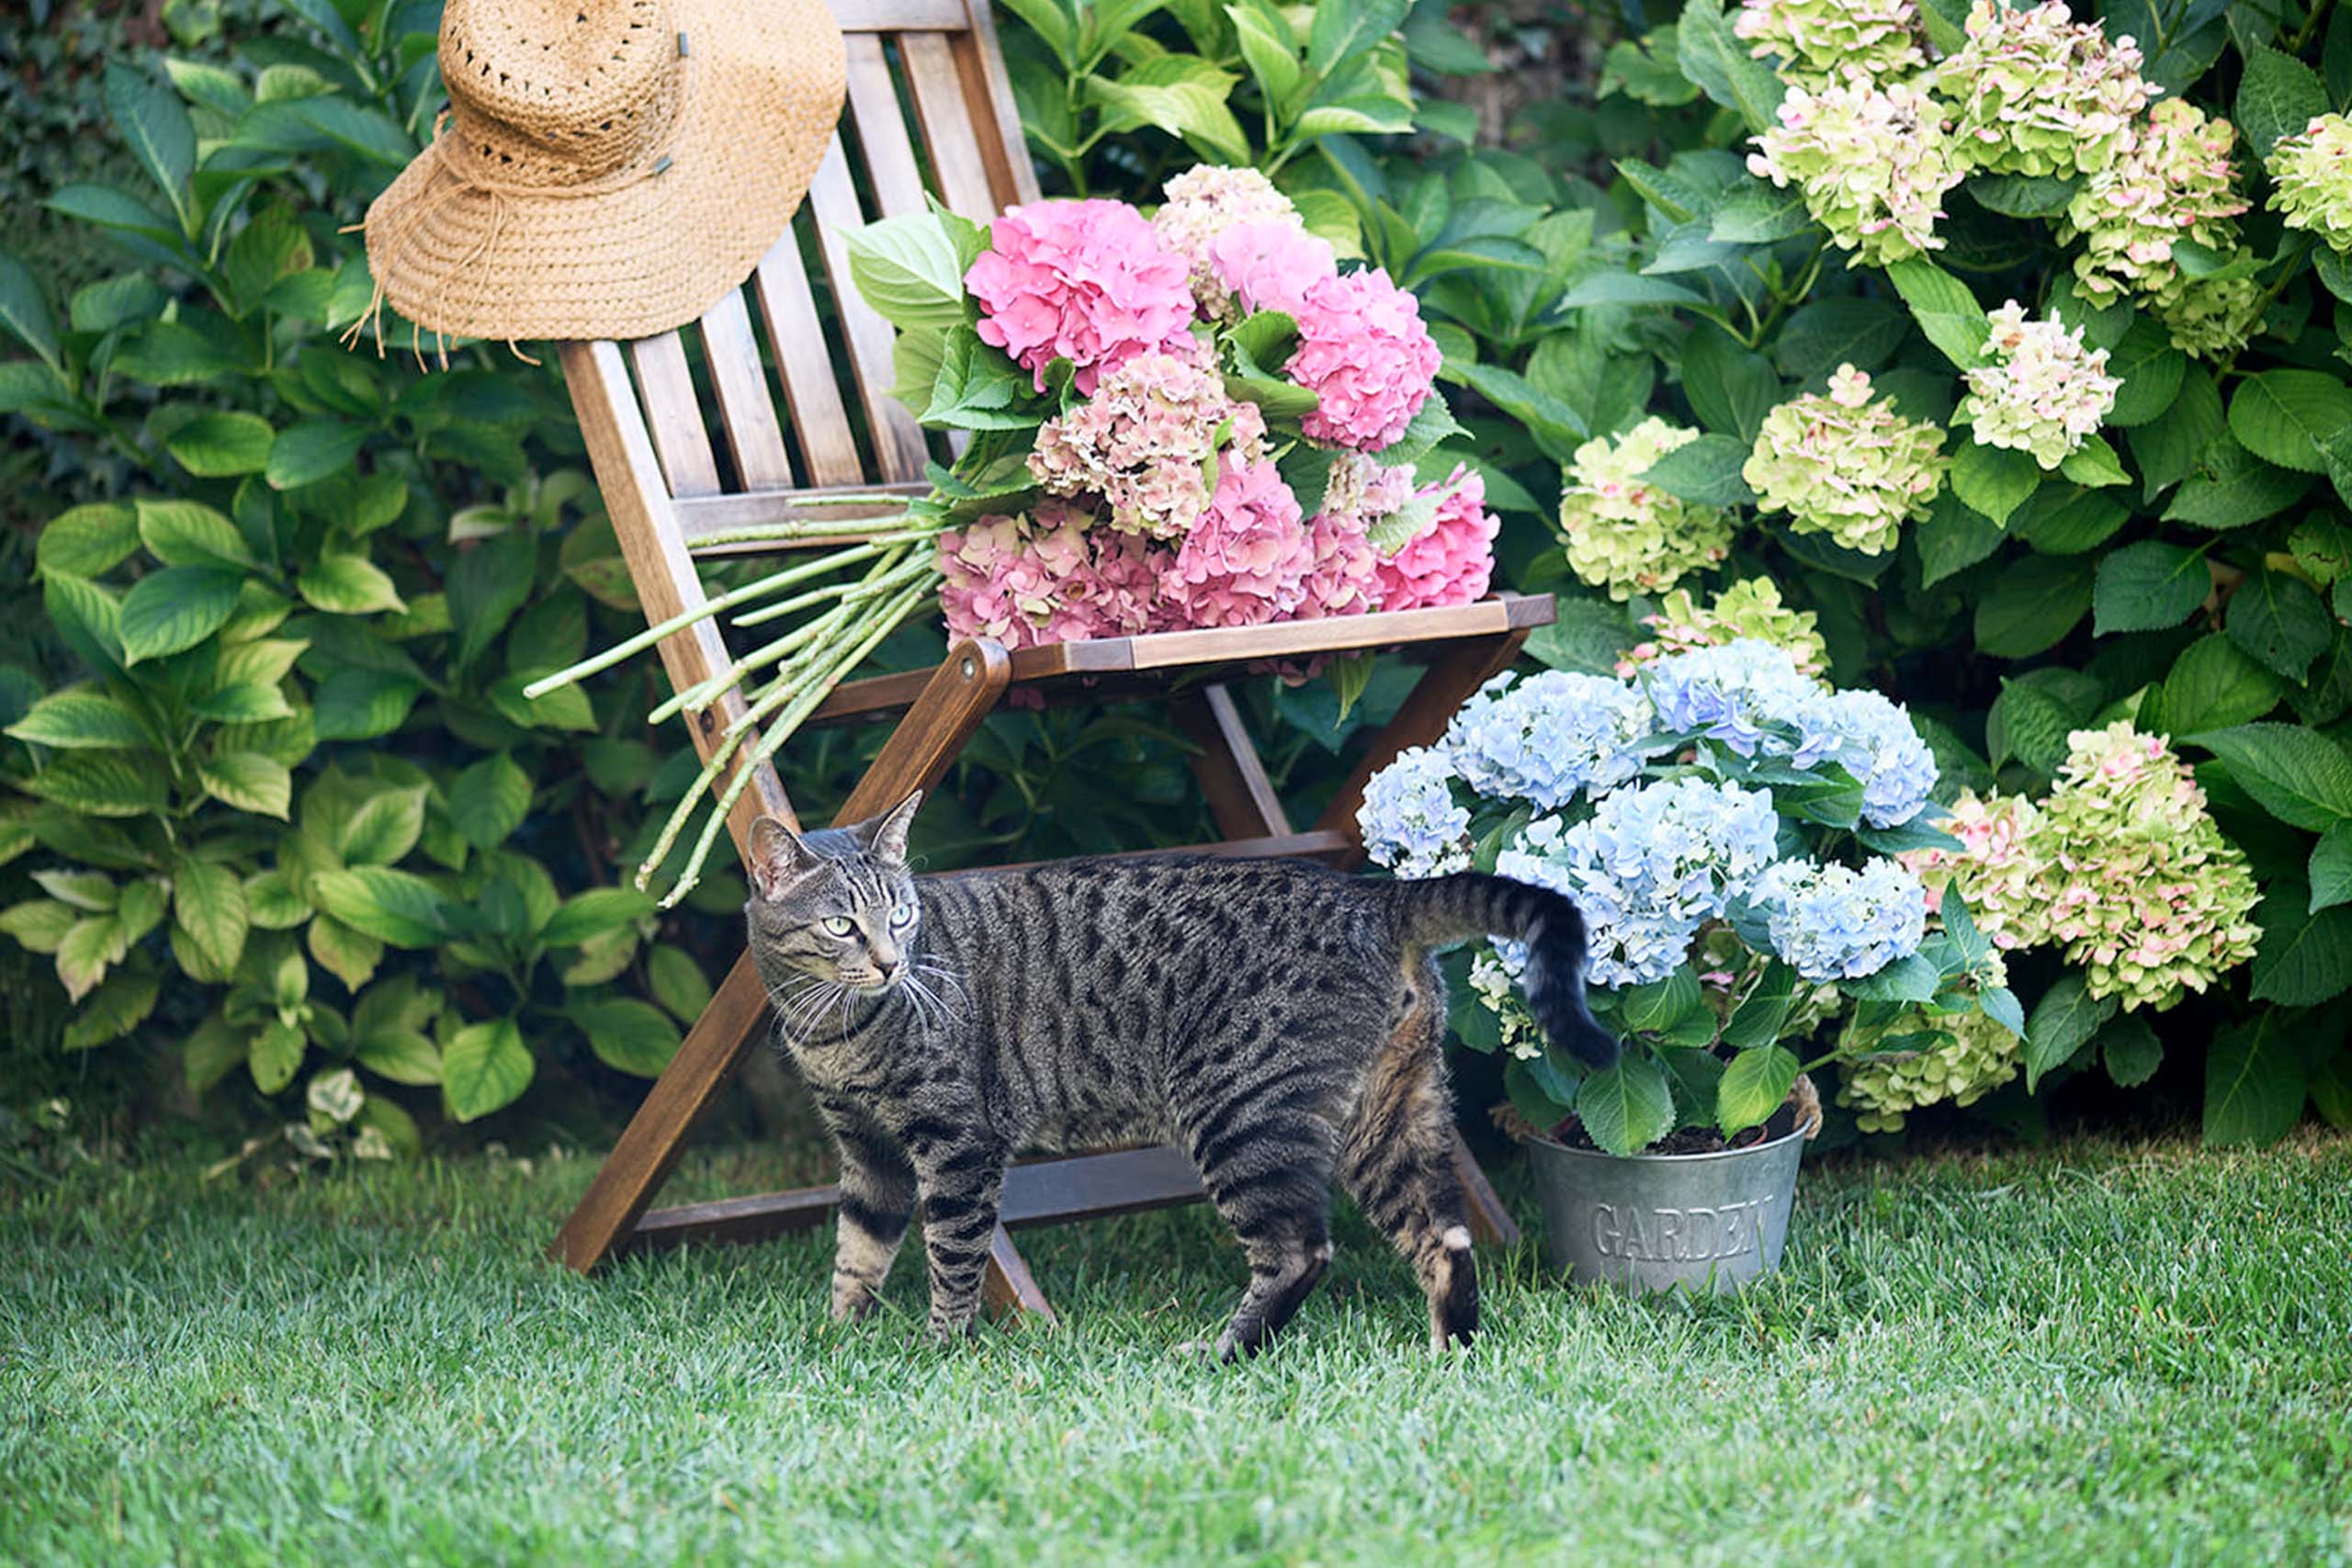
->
[912,959,969,1007]
[777,975,845,1046]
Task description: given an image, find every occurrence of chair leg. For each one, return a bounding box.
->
[550,950,773,1273]
[1451,1132,1521,1247]
[1174,683,1292,840]
[980,1224,1058,1325]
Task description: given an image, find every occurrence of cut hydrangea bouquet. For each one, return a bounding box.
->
[532,167,1498,905]
[1358,637,2021,1156]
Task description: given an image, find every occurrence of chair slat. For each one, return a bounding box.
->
[842,35,929,217]
[750,229,865,487]
[558,341,789,841]
[805,136,932,481]
[626,332,723,497]
[695,288,796,491]
[955,2,1044,207]
[901,32,998,220]
[675,481,928,555]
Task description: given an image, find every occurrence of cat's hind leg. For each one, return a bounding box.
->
[1340,956,1479,1353]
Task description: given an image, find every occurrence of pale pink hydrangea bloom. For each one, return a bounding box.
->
[1748,79,1963,265]
[937,499,1159,650]
[1153,167,1305,321]
[2268,112,2352,252]
[1287,268,1444,452]
[1897,789,2049,951]
[1933,1,2154,179]
[1374,466,1499,612]
[1734,0,1925,86]
[2032,723,2262,1011]
[2064,99,2248,311]
[1960,301,2120,468]
[965,199,1196,394]
[1157,456,1314,628]
[1028,352,1269,540]
[1744,364,1948,555]
[1208,220,1340,319]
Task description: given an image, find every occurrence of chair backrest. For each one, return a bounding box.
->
[559,0,1038,844]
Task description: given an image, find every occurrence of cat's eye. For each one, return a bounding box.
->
[889,903,915,926]
[820,916,856,938]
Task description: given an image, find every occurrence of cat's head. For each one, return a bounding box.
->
[742,791,922,994]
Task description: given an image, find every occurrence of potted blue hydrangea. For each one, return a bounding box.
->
[1358,638,2018,1293]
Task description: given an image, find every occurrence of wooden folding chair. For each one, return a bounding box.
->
[545,0,1554,1317]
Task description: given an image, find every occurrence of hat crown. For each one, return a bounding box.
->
[439,0,684,185]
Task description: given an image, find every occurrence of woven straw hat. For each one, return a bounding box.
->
[357,0,844,347]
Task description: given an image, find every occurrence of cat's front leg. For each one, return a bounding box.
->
[911,1138,1010,1342]
[818,1100,917,1323]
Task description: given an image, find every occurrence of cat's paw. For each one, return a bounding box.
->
[830,1283,884,1323]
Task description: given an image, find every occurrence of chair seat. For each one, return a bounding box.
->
[808,592,1556,724]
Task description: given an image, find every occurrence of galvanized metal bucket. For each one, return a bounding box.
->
[1525,1122,1806,1295]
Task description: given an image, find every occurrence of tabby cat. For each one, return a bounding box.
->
[744,791,1617,1358]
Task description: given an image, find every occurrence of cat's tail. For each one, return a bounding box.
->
[1383,874,1621,1068]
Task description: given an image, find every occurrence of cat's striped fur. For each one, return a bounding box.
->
[745,792,1617,1358]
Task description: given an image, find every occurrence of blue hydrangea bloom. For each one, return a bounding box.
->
[1795,687,1940,829]
[1497,779,1782,988]
[1640,639,1820,756]
[1751,856,1928,980]
[1442,670,1653,808]
[1356,746,1471,879]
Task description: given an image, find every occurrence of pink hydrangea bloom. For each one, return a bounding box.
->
[1157,456,1313,628]
[1298,452,1415,619]
[965,200,1196,394]
[1374,465,1499,612]
[938,499,1159,650]
[1287,268,1444,452]
[1208,220,1339,319]
[1028,352,1268,539]
[1155,167,1304,321]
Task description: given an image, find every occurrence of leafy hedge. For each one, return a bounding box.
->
[0,3,759,1151]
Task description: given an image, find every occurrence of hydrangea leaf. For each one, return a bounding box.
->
[1573,1056,1676,1156]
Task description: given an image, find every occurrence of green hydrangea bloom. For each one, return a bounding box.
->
[1744,365,1946,556]
[1934,0,2153,179]
[2152,270,2264,358]
[1733,0,1926,87]
[2269,112,2352,251]
[1619,577,1831,679]
[2064,99,2248,312]
[1959,301,2120,468]
[1747,79,1963,265]
[1839,1002,2021,1133]
[1558,417,1734,602]
[2030,723,2262,1012]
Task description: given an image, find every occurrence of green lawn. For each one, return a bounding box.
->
[5,1129,2350,1565]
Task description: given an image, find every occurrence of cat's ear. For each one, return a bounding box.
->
[746,816,819,902]
[853,789,922,866]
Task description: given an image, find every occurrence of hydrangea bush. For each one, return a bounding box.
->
[1361,640,2013,1155]
[1474,0,2352,1147]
